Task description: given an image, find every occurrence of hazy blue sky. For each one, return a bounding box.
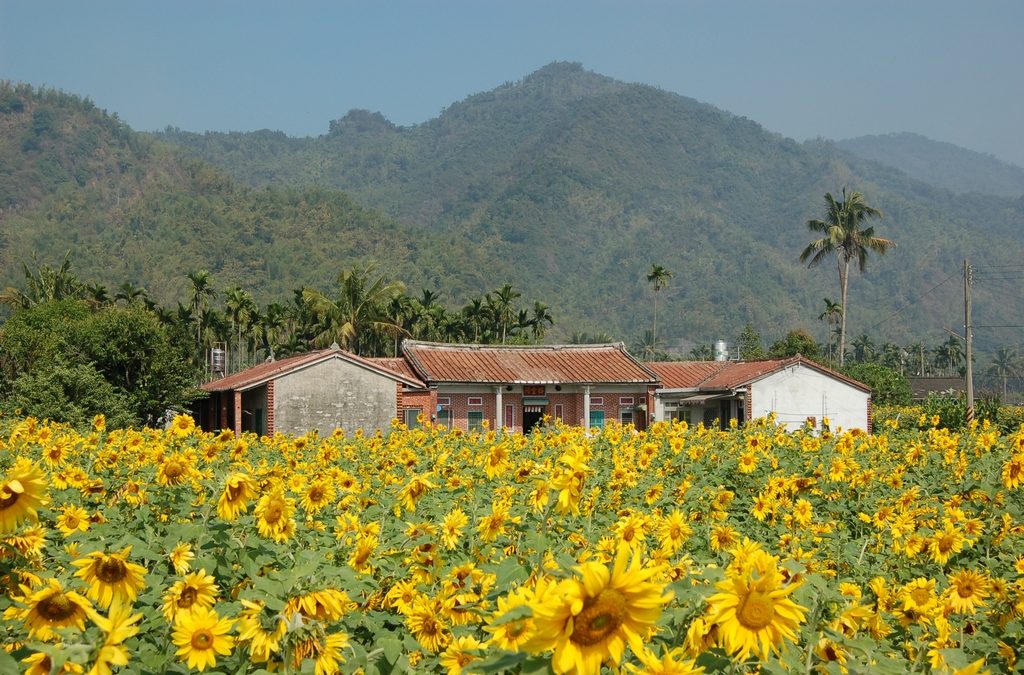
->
[3,1,1022,165]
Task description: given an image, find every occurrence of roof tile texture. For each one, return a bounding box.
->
[402,341,658,384]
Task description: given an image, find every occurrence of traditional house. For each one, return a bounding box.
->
[195,346,425,437]
[647,356,872,432]
[388,341,660,433]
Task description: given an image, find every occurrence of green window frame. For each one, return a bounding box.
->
[589,410,605,430]
[404,408,422,429]
[468,411,484,432]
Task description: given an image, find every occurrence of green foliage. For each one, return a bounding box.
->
[737,323,766,360]
[0,299,201,427]
[1,361,136,427]
[840,362,911,406]
[768,329,821,359]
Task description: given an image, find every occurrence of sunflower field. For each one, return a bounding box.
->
[1,411,1023,675]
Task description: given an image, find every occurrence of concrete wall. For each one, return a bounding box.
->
[751,364,869,432]
[273,357,398,436]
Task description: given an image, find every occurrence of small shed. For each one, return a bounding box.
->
[648,357,872,432]
[195,347,425,437]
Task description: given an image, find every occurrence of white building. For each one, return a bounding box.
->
[647,356,872,433]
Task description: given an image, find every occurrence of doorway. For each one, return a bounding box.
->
[523,406,545,433]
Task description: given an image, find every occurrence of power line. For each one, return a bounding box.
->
[867,269,961,332]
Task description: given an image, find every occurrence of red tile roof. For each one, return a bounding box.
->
[647,357,870,392]
[402,341,659,385]
[203,348,424,392]
[699,359,790,389]
[369,357,427,388]
[644,361,730,389]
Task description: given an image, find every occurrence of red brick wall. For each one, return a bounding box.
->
[266,381,275,436]
[398,388,434,425]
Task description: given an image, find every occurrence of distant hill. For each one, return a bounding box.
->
[4,66,1024,356]
[0,82,501,309]
[838,132,1024,197]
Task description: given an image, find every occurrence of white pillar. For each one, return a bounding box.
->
[495,386,504,431]
[583,385,591,431]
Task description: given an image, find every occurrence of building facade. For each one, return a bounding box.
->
[648,356,872,433]
[195,348,425,437]
[378,341,660,433]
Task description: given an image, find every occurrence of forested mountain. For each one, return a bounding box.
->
[838,132,1024,197]
[3,66,1023,356]
[0,82,506,310]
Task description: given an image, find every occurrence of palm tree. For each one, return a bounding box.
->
[530,301,554,341]
[986,346,1022,399]
[800,190,894,367]
[850,333,876,364]
[689,344,714,361]
[462,297,489,343]
[646,264,673,351]
[187,270,217,360]
[302,263,407,356]
[488,283,522,344]
[224,286,256,372]
[818,297,842,367]
[906,341,928,376]
[114,282,148,307]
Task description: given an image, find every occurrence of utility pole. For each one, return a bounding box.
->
[964,259,974,423]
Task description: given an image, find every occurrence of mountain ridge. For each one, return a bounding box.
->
[3,66,1023,356]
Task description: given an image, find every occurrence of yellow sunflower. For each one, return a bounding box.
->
[929,521,967,565]
[440,508,469,550]
[0,459,48,534]
[626,645,705,675]
[300,478,336,515]
[705,550,807,661]
[439,635,483,675]
[21,578,95,640]
[944,570,989,614]
[72,546,148,608]
[287,631,349,675]
[284,588,352,622]
[168,542,195,575]
[405,595,452,653]
[169,413,197,438]
[56,504,91,537]
[254,490,296,543]
[237,599,287,663]
[217,473,258,521]
[172,605,235,672]
[524,544,673,674]
[162,569,220,622]
[22,651,84,675]
[89,599,144,675]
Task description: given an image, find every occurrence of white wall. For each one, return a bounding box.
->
[751,364,869,432]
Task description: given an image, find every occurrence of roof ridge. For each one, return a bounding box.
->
[401,339,626,351]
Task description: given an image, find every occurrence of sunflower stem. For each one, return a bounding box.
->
[802,590,821,675]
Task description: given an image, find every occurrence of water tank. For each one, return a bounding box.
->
[210,347,227,374]
[714,340,729,362]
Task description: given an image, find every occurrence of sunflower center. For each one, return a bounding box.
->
[178,587,199,608]
[737,590,776,630]
[37,593,76,621]
[910,588,931,606]
[164,461,185,480]
[570,588,628,646]
[227,483,246,500]
[957,582,976,599]
[264,503,283,524]
[309,486,325,502]
[938,534,956,553]
[97,558,128,583]
[191,629,214,650]
[0,486,21,509]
